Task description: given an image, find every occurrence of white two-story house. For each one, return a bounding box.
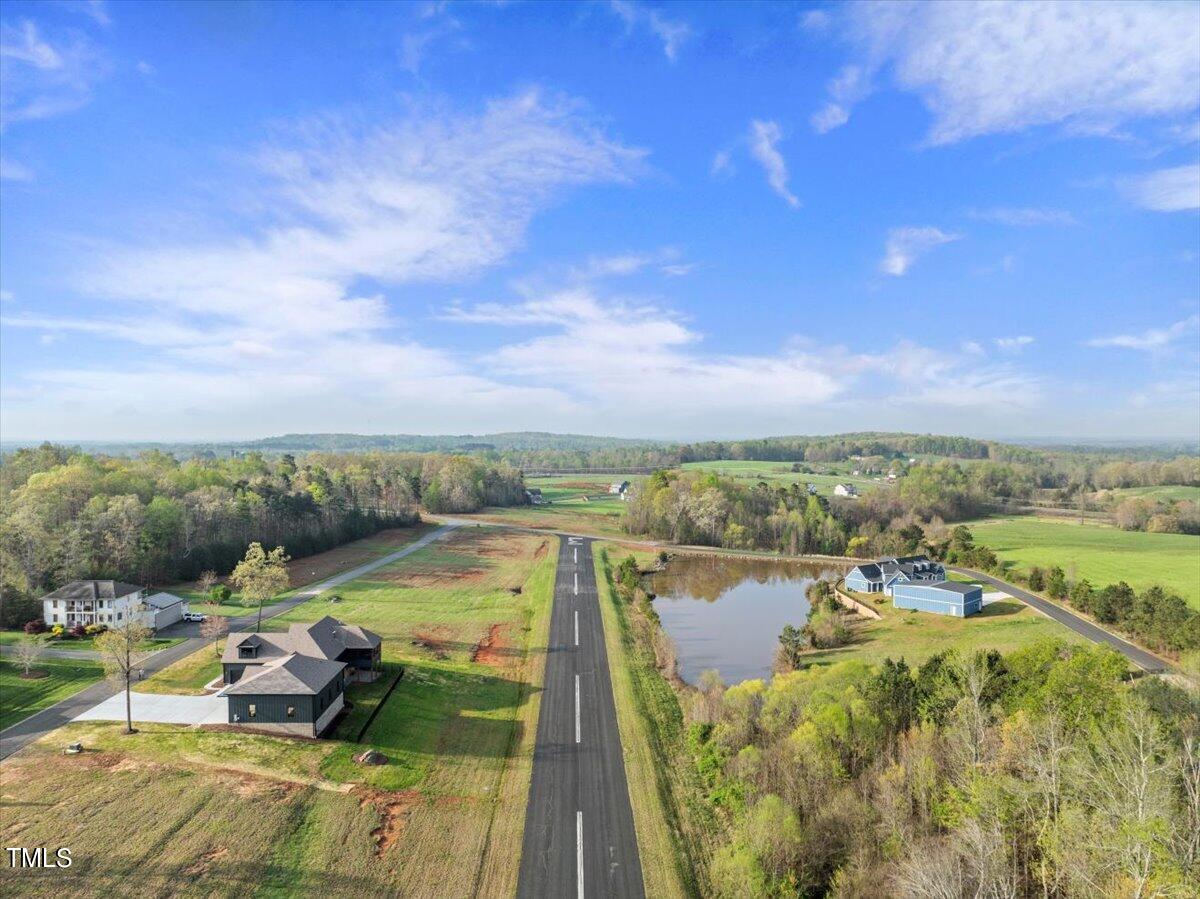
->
[41,580,186,631]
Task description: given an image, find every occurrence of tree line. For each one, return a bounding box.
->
[0,445,527,626]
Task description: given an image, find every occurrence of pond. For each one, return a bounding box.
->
[647,554,843,685]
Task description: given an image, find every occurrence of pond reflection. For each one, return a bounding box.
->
[648,554,843,685]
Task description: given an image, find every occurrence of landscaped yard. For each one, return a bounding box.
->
[965,515,1200,609]
[0,631,183,653]
[1,527,557,899]
[0,657,105,731]
[825,586,1087,668]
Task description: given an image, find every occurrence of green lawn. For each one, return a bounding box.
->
[680,460,881,496]
[456,478,632,538]
[0,657,105,731]
[818,588,1088,669]
[1099,484,1200,504]
[2,527,557,899]
[0,631,183,654]
[134,646,222,694]
[965,515,1200,609]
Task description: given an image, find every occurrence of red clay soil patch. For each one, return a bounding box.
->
[533,540,549,560]
[358,789,422,857]
[17,670,49,680]
[375,563,487,588]
[471,624,511,667]
[184,846,229,877]
[452,529,528,560]
[412,627,453,659]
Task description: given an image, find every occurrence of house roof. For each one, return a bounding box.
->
[143,591,185,610]
[221,616,381,665]
[42,580,143,602]
[923,581,982,595]
[224,653,345,696]
[850,563,882,581]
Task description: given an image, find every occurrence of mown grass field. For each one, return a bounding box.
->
[1,528,557,899]
[0,657,105,731]
[0,632,182,653]
[680,460,881,496]
[1097,484,1200,504]
[166,523,433,615]
[455,477,632,538]
[965,515,1200,609]
[827,587,1087,668]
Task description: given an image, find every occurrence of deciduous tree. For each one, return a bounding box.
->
[95,611,153,734]
[230,543,291,632]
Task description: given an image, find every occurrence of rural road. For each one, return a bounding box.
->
[517,536,645,899]
[0,523,458,761]
[949,566,1167,672]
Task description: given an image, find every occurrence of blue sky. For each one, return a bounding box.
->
[1,0,1198,442]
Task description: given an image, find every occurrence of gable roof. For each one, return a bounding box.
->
[144,591,186,610]
[850,563,882,581]
[42,580,144,602]
[224,653,345,696]
[221,616,381,665]
[924,581,982,596]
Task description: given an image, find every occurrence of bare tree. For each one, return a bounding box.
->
[13,633,45,677]
[94,608,153,735]
[196,570,218,599]
[200,614,229,656]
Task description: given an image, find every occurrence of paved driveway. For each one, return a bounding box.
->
[73,692,228,726]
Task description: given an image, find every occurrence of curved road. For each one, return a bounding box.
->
[950,566,1167,672]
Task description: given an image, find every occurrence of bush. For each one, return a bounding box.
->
[84,623,108,636]
[68,623,87,639]
[50,624,65,638]
[209,584,232,604]
[23,618,47,635]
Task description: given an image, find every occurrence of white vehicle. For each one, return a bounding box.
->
[182,611,207,623]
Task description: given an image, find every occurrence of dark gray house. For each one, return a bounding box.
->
[221,616,382,686]
[224,653,347,737]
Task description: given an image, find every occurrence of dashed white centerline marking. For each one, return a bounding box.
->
[575,609,579,647]
[575,674,581,744]
[576,811,584,899]
[574,571,578,596]
[574,547,578,565]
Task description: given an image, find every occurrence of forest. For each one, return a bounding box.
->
[0,444,526,625]
[684,640,1199,897]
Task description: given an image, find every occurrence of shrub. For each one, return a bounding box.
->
[84,623,108,636]
[23,618,47,635]
[68,623,87,639]
[209,584,232,604]
[50,624,65,638]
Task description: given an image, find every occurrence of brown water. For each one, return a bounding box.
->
[648,554,843,685]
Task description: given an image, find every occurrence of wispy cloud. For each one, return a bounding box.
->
[810,64,868,134]
[1119,164,1200,212]
[995,335,1035,353]
[0,18,109,128]
[879,226,960,276]
[814,1,1200,144]
[969,206,1077,226]
[608,1,691,63]
[1086,315,1200,351]
[0,156,33,181]
[748,119,799,208]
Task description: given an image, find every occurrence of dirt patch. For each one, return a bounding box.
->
[184,846,228,877]
[375,563,487,588]
[358,788,423,857]
[533,540,549,560]
[471,624,511,667]
[17,670,49,680]
[412,627,453,660]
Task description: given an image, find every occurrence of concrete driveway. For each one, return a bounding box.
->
[73,691,228,726]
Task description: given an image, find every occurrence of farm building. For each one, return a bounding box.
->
[224,653,348,738]
[891,581,983,617]
[834,483,858,497]
[609,481,631,499]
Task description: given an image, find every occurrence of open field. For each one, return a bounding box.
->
[0,657,105,731]
[455,477,633,538]
[1098,484,1200,504]
[680,460,881,496]
[166,523,434,615]
[1,528,557,899]
[965,515,1200,609]
[824,587,1088,668]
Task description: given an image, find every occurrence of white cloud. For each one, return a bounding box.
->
[608,1,691,63]
[0,18,108,128]
[810,64,869,134]
[1086,315,1200,351]
[879,226,959,276]
[961,340,984,355]
[801,10,831,34]
[995,335,1035,353]
[710,149,733,178]
[136,60,155,76]
[0,156,33,180]
[1119,164,1200,212]
[816,1,1200,144]
[748,120,799,208]
[969,206,1077,226]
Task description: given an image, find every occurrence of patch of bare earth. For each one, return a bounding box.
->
[412,627,453,659]
[184,846,229,876]
[472,624,512,668]
[358,788,423,857]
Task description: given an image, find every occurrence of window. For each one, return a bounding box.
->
[286,706,295,718]
[247,704,257,718]
[52,614,59,623]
